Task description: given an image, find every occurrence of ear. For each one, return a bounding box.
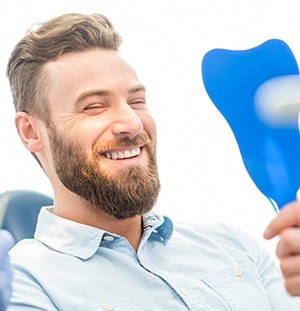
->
[15,112,45,153]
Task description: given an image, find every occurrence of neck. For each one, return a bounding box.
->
[52,189,143,251]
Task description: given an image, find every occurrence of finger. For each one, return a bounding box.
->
[285,275,300,296]
[264,202,300,239]
[276,228,300,258]
[280,255,300,277]
[0,230,14,254]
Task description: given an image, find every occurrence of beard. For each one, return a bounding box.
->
[48,127,160,220]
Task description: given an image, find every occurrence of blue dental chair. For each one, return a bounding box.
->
[0,190,53,244]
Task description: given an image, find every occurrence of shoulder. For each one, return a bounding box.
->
[173,220,242,238]
[10,238,44,257]
[172,221,261,253]
[9,238,51,269]
[8,239,58,310]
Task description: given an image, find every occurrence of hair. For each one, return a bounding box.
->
[7,13,122,125]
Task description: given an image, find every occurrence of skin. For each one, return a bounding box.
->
[264,201,300,296]
[15,48,157,251]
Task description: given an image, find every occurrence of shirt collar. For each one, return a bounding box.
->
[34,207,173,260]
[142,211,173,244]
[34,207,104,260]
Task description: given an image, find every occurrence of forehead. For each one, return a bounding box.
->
[44,49,141,106]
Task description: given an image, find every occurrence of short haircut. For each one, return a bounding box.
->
[7,13,122,125]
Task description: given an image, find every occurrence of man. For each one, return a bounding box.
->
[6,12,300,310]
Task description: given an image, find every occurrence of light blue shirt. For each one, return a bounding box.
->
[8,207,300,310]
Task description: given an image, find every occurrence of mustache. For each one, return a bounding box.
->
[93,133,151,154]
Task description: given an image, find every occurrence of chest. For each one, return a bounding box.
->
[38,241,272,311]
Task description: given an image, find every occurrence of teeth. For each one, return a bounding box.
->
[111,152,118,160]
[103,147,141,160]
[124,150,131,158]
[118,152,125,159]
[131,147,140,157]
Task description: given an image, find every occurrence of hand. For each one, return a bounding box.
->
[264,201,300,296]
[0,230,14,310]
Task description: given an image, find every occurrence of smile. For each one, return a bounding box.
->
[101,147,141,160]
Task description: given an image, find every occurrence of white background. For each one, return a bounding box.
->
[1,0,300,254]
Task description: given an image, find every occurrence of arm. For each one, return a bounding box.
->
[264,201,300,296]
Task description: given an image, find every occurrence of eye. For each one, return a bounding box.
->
[83,103,105,111]
[129,99,147,108]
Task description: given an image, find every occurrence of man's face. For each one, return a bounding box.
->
[43,49,160,219]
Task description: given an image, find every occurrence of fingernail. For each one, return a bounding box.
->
[263,228,272,239]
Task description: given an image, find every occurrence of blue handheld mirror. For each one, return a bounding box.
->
[202,39,300,211]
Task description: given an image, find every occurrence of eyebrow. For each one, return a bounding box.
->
[75,84,146,104]
[128,84,146,94]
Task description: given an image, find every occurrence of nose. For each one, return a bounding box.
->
[110,103,143,139]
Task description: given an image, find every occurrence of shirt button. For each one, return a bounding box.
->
[179,287,189,296]
[233,266,243,276]
[103,235,114,242]
[102,302,113,310]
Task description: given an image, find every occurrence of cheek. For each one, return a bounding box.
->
[65,117,111,145]
[141,112,157,140]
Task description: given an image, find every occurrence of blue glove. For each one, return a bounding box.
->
[0,230,14,311]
